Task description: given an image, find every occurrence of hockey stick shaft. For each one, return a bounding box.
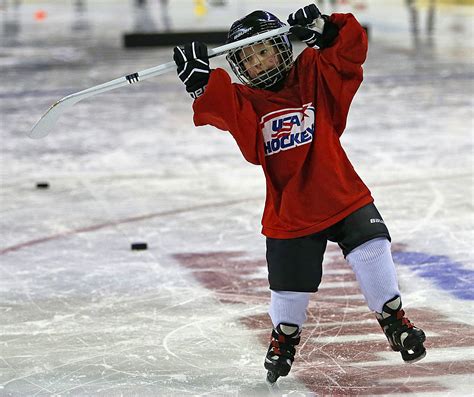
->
[28,25,291,139]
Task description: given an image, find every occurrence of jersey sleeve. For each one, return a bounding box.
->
[192,68,261,165]
[316,13,368,136]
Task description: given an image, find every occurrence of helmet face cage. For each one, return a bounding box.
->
[226,34,293,89]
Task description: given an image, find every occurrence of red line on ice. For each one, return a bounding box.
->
[0,197,260,255]
[173,249,474,395]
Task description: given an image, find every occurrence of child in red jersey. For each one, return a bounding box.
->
[173,4,426,384]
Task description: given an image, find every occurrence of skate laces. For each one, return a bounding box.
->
[376,296,424,352]
[380,308,414,329]
[397,309,414,328]
[265,324,301,381]
[376,296,426,362]
[270,333,285,355]
[268,324,300,360]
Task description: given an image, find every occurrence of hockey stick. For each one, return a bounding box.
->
[28,25,291,139]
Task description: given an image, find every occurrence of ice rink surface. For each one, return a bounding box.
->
[1,1,473,396]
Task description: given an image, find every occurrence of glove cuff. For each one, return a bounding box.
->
[188,85,207,99]
[318,16,339,49]
[186,73,210,99]
[312,16,326,34]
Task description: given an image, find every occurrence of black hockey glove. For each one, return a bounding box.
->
[287,4,321,26]
[173,41,210,99]
[288,4,339,49]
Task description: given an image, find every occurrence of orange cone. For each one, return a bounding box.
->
[34,10,47,21]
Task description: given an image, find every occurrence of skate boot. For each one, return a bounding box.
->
[264,322,301,384]
[376,295,426,363]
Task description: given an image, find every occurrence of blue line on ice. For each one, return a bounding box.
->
[393,251,474,300]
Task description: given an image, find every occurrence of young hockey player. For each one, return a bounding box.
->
[173,4,426,384]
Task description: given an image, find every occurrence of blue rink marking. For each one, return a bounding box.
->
[392,251,474,300]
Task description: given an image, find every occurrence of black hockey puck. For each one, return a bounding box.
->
[131,242,148,250]
[36,182,50,189]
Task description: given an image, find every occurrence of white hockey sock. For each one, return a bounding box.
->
[346,237,401,313]
[269,290,310,328]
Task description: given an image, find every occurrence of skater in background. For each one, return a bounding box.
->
[71,0,91,32]
[133,0,156,32]
[2,0,21,43]
[133,0,170,32]
[406,0,436,48]
[158,0,171,31]
[173,4,427,383]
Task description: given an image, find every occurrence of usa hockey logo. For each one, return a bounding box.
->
[261,103,315,156]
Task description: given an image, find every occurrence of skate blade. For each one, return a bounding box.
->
[266,373,281,395]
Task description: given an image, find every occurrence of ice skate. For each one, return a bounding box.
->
[264,323,301,384]
[376,296,426,363]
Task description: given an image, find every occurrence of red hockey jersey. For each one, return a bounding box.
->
[193,13,373,239]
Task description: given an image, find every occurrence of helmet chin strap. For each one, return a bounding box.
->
[251,66,286,89]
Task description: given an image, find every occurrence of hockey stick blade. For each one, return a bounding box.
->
[28,25,290,139]
[29,95,80,139]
